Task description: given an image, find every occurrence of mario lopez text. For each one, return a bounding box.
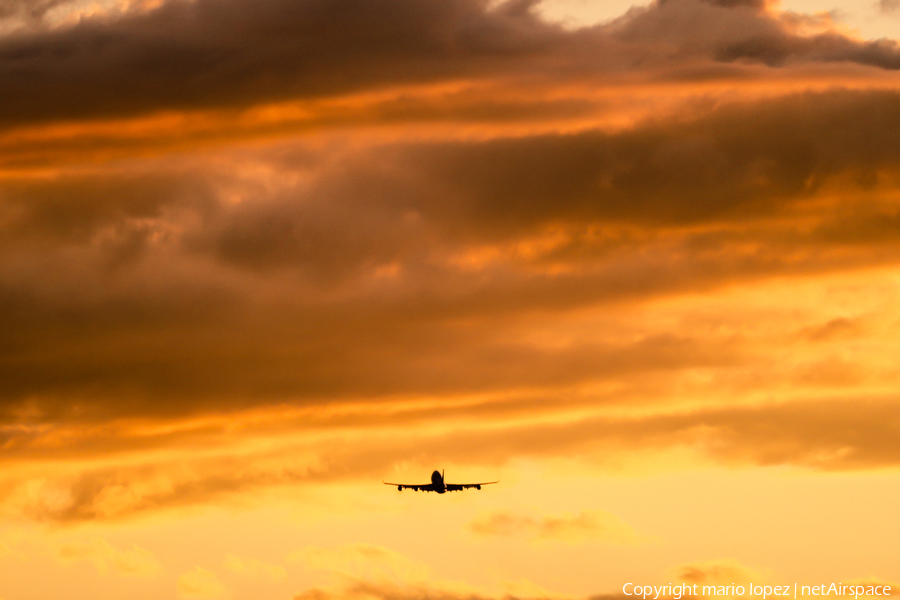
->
[622,583,893,600]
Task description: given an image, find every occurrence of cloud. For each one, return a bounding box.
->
[0,0,900,541]
[224,554,286,581]
[715,34,900,70]
[881,0,900,13]
[0,0,69,20]
[10,88,900,258]
[469,509,646,544]
[394,90,900,232]
[672,559,769,584]
[437,397,900,472]
[9,392,900,523]
[177,567,228,599]
[801,317,863,342]
[286,545,524,600]
[293,581,524,600]
[289,552,565,600]
[4,88,900,424]
[293,544,432,584]
[0,0,899,595]
[0,0,898,132]
[0,0,570,127]
[610,0,900,71]
[4,456,320,522]
[55,538,160,576]
[291,579,697,600]
[701,0,766,8]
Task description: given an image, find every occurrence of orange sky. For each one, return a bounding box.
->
[1,1,900,599]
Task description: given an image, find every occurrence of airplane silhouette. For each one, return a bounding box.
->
[384,470,498,493]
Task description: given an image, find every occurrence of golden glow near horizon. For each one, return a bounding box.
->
[1,0,900,599]
[537,0,900,40]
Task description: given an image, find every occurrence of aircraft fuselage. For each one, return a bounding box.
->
[431,470,446,493]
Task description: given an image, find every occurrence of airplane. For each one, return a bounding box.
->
[384,470,498,494]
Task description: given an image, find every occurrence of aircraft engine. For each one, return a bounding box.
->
[398,486,402,491]
[476,485,481,490]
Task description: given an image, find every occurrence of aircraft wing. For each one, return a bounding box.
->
[383,481,438,492]
[445,481,499,491]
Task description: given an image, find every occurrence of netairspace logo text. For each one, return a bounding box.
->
[623,583,893,600]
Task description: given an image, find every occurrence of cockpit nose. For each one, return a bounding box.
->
[431,470,442,484]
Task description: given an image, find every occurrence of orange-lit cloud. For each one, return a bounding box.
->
[225,554,287,581]
[0,0,898,135]
[55,538,161,576]
[177,567,228,598]
[2,0,900,598]
[672,559,770,585]
[469,509,646,543]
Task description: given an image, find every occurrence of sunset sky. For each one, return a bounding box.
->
[2,0,900,598]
